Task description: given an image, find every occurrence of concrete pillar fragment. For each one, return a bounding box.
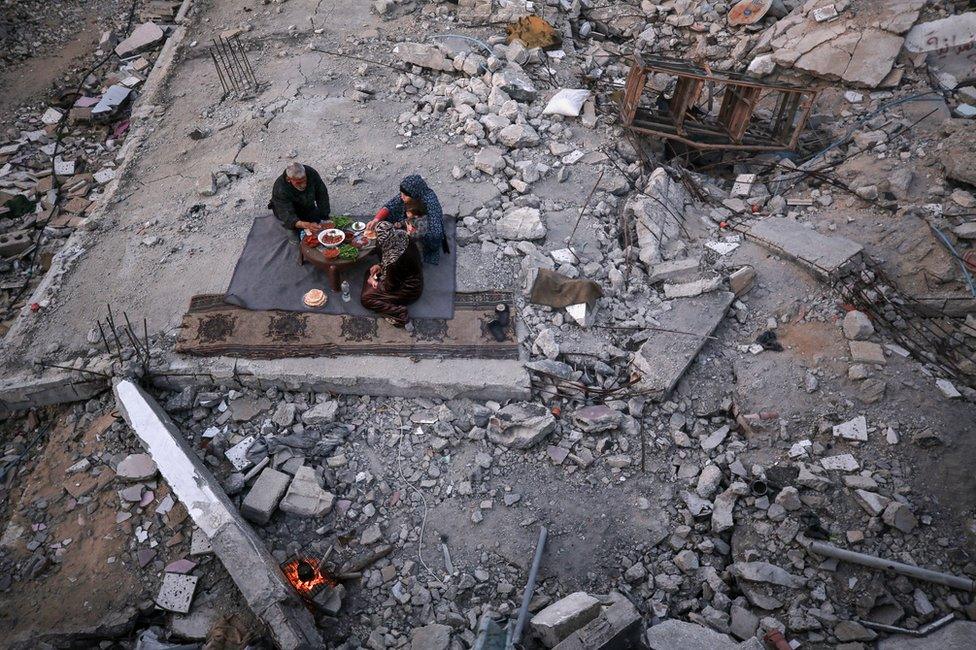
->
[113,379,322,649]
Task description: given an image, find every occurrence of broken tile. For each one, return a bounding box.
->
[155,573,198,614]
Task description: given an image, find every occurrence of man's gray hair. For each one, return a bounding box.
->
[285,162,306,179]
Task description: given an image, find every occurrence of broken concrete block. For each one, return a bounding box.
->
[41,108,63,125]
[279,466,335,517]
[729,265,756,296]
[935,378,961,399]
[842,310,874,340]
[882,501,918,533]
[849,341,886,365]
[572,405,620,433]
[663,276,722,299]
[474,146,506,174]
[905,12,976,86]
[852,489,890,516]
[821,454,859,472]
[116,453,158,481]
[746,218,862,279]
[833,416,868,441]
[116,22,165,57]
[531,591,601,648]
[487,403,555,449]
[496,207,546,240]
[498,123,541,148]
[0,230,32,258]
[553,597,642,650]
[649,257,701,284]
[628,168,687,266]
[394,42,454,72]
[302,400,338,424]
[494,64,537,102]
[224,435,256,471]
[241,468,291,525]
[633,291,734,400]
[646,619,741,650]
[410,623,452,650]
[711,484,744,533]
[731,561,805,588]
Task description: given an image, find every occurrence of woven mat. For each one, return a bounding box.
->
[175,291,518,360]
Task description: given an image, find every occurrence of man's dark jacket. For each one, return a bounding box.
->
[268,164,331,229]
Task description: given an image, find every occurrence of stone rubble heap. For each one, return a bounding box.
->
[0,19,172,333]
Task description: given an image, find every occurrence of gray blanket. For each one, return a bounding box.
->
[224,213,456,318]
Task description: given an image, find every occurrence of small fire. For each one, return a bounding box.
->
[281,557,335,598]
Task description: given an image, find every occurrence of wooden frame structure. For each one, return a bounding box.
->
[620,55,819,152]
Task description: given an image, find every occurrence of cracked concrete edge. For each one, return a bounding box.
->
[0,0,197,359]
[0,369,107,415]
[112,378,323,650]
[151,354,533,401]
[0,351,532,413]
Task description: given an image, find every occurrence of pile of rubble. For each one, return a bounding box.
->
[0,19,173,335]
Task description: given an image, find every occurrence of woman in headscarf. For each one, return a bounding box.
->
[360,221,424,327]
[368,174,445,265]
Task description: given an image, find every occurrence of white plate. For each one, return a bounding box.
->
[317,228,346,248]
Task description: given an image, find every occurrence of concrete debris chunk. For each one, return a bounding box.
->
[395,42,454,72]
[767,1,926,87]
[842,310,874,340]
[116,453,158,481]
[646,619,741,650]
[531,591,601,648]
[553,597,643,650]
[115,22,165,57]
[572,405,620,433]
[833,416,868,441]
[279,466,335,517]
[241,467,291,525]
[488,403,556,449]
[633,292,734,400]
[935,378,961,399]
[302,400,339,424]
[731,561,805,588]
[821,454,859,472]
[92,85,132,117]
[496,206,546,240]
[410,623,452,650]
[882,501,918,533]
[852,489,891,516]
[849,341,886,365]
[746,218,862,279]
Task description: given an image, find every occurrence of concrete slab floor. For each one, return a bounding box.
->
[0,0,521,373]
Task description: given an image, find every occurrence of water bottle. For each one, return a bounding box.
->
[340,280,351,302]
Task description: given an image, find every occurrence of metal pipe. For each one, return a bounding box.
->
[808,541,975,592]
[509,526,548,648]
[857,613,954,637]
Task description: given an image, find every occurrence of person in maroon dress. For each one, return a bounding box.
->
[360,221,423,327]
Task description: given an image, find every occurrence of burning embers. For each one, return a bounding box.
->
[281,556,335,601]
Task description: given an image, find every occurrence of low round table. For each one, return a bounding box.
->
[299,237,376,292]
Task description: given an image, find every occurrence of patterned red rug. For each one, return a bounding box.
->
[175,291,518,360]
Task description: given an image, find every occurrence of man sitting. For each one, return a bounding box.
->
[268,162,331,233]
